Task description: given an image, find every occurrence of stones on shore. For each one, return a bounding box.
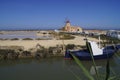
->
[34,44,64,59]
[0,49,19,60]
[0,45,62,60]
[0,44,82,60]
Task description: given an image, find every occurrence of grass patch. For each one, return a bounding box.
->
[22,38,33,40]
[59,34,75,40]
[66,44,75,49]
[11,38,19,40]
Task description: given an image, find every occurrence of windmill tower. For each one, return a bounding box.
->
[64,20,71,31]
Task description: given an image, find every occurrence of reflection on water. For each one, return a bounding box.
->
[90,66,102,75]
[63,57,120,80]
[0,56,120,80]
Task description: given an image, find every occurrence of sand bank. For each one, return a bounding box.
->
[0,36,98,50]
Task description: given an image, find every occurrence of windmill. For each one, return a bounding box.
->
[64,17,70,23]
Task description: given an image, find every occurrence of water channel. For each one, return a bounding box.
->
[0,56,120,80]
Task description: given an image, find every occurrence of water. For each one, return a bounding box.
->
[0,56,120,80]
[0,31,52,39]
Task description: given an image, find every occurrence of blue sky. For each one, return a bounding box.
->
[0,0,120,30]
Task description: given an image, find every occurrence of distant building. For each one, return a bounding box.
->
[83,29,106,36]
[62,20,82,32]
[106,30,120,39]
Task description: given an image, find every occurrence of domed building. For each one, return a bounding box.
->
[62,20,82,32]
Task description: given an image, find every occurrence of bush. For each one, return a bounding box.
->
[4,38,9,40]
[0,49,19,60]
[11,38,19,40]
[22,38,33,40]
[59,34,75,40]
[66,44,75,49]
[22,51,31,56]
[0,38,4,40]
[36,38,43,40]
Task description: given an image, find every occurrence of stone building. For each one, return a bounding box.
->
[63,20,82,32]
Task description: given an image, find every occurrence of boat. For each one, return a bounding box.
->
[116,44,120,51]
[64,40,117,60]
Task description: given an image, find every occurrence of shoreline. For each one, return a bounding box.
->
[0,35,99,60]
[0,36,98,50]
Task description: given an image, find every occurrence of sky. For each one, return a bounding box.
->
[0,0,120,30]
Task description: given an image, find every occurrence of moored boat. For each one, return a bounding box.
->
[116,44,120,51]
[64,40,117,60]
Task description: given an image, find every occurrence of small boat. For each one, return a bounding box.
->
[116,44,120,51]
[64,41,117,60]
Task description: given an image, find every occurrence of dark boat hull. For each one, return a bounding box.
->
[64,49,116,60]
[116,44,120,51]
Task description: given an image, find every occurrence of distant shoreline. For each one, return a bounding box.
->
[0,29,56,31]
[0,28,120,31]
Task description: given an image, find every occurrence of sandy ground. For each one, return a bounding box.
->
[0,36,99,50]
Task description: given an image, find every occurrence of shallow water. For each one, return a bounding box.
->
[0,56,120,80]
[0,31,52,39]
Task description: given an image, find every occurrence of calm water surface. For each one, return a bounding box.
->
[0,56,120,80]
[0,31,52,39]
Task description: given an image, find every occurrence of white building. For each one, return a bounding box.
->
[106,30,120,39]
